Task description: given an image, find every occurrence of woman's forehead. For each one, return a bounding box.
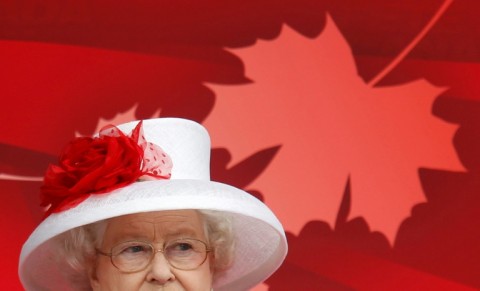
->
[111,209,201,222]
[103,210,205,242]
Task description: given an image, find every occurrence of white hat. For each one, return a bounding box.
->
[18,118,287,291]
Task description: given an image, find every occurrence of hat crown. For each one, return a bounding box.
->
[117,118,211,180]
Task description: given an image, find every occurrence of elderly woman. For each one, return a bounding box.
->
[19,118,287,291]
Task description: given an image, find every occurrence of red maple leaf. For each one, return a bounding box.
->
[204,14,464,242]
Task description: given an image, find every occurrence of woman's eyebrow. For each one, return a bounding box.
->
[162,227,200,239]
[106,223,155,242]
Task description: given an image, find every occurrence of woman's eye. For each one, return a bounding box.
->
[115,243,150,256]
[124,245,146,253]
[175,243,193,251]
[168,242,195,253]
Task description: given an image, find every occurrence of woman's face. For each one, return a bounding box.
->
[90,210,213,291]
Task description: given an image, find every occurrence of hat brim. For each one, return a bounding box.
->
[19,179,287,290]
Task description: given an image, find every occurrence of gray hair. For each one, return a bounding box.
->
[55,210,234,290]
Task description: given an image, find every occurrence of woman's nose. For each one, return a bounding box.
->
[145,251,175,284]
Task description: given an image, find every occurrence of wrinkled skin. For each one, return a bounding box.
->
[90,210,213,291]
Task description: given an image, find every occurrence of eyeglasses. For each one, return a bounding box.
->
[97,238,211,273]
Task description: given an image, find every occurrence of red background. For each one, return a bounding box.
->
[1,1,479,290]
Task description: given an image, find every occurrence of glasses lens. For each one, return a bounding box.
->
[165,239,208,270]
[111,241,153,272]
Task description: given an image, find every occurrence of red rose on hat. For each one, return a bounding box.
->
[40,121,172,215]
